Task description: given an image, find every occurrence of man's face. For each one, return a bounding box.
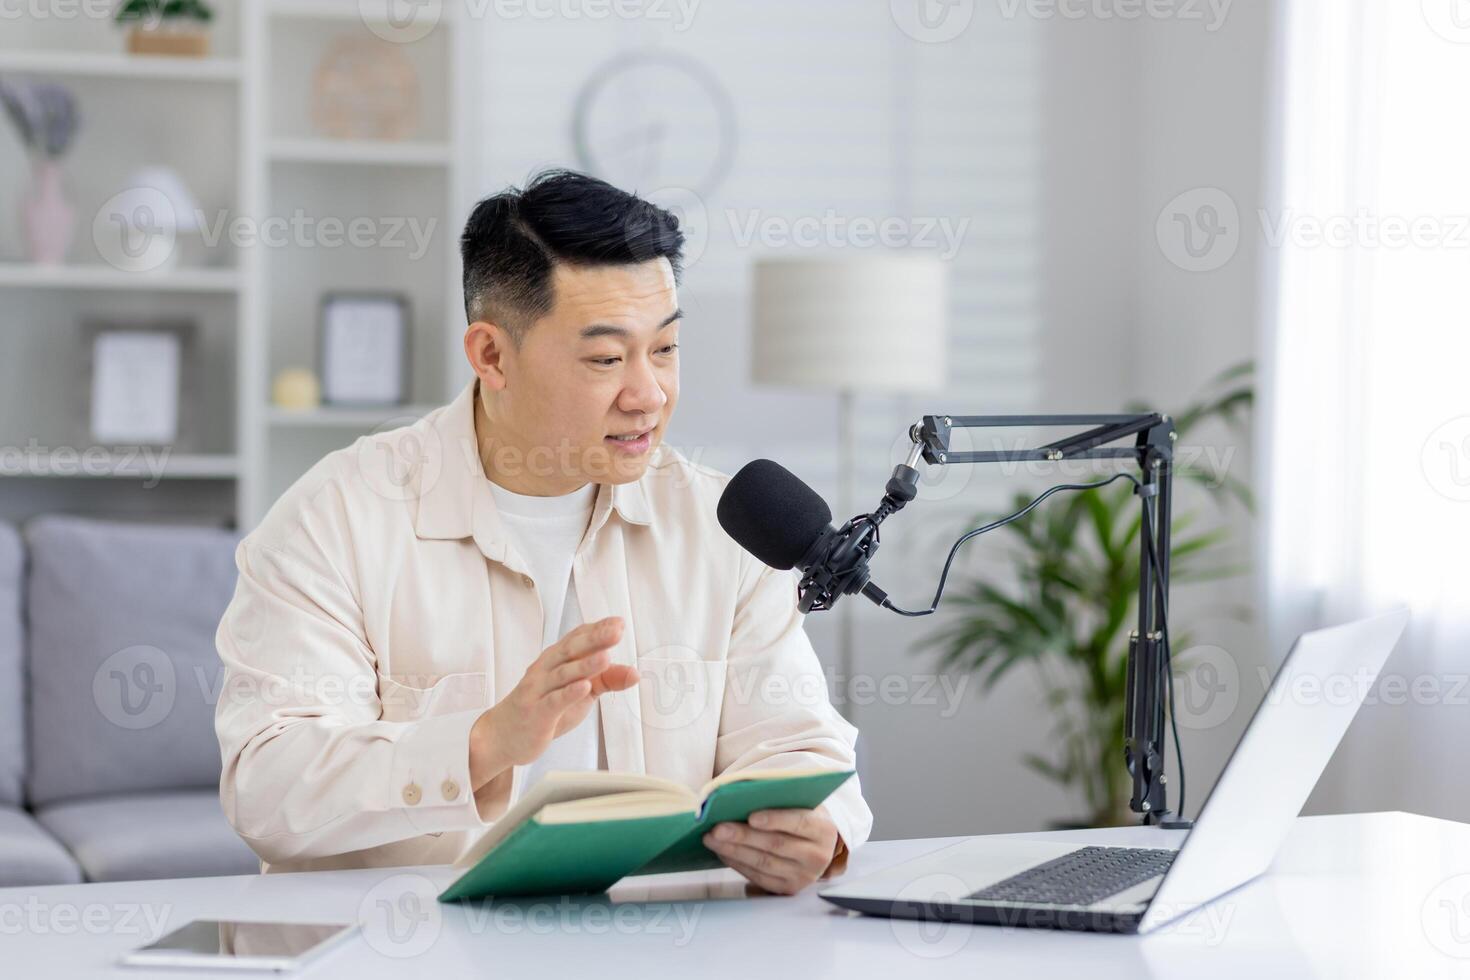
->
[474,258,681,493]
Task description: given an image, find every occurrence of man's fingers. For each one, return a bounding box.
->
[707,822,826,872]
[542,648,612,693]
[549,679,592,710]
[549,618,623,666]
[703,832,805,878]
[749,808,821,840]
[588,663,639,697]
[714,853,800,895]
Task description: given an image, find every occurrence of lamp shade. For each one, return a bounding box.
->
[750,255,948,392]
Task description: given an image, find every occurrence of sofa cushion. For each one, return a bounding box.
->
[0,805,83,887]
[35,789,260,883]
[25,516,239,807]
[0,524,24,807]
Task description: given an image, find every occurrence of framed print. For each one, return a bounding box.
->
[82,319,197,448]
[319,292,411,406]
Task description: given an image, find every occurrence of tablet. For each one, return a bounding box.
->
[119,919,358,973]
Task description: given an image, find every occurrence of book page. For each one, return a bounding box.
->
[453,771,693,869]
[537,791,695,824]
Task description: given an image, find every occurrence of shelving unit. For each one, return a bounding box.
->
[268,138,454,167]
[0,263,242,293]
[0,0,472,528]
[266,405,437,429]
[0,453,239,480]
[0,50,242,82]
[247,0,470,520]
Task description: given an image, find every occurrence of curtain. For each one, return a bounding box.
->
[1263,0,1470,817]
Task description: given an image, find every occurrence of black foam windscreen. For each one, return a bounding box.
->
[716,459,833,570]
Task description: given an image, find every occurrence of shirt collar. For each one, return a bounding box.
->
[411,381,653,552]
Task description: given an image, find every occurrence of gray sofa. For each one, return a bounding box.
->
[0,516,260,886]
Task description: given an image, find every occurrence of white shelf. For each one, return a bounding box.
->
[0,264,241,294]
[0,50,241,82]
[269,139,453,167]
[0,452,239,480]
[267,405,436,428]
[267,0,459,26]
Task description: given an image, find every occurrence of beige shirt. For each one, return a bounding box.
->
[214,381,873,874]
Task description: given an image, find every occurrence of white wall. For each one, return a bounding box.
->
[1132,1,1278,822]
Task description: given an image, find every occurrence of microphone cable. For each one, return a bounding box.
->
[878,471,1141,618]
[876,468,1187,821]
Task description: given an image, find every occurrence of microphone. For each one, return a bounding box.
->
[717,459,916,613]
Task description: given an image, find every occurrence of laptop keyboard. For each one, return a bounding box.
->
[966,846,1176,907]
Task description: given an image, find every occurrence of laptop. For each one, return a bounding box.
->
[820,608,1409,934]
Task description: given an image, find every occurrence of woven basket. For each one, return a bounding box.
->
[127,26,211,58]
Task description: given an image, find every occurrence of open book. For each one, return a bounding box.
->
[438,768,853,902]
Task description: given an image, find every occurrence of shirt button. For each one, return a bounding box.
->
[521,574,534,588]
[402,783,422,806]
[441,779,461,801]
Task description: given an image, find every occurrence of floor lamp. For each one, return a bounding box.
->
[749,256,948,716]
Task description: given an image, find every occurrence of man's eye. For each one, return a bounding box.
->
[657,344,679,355]
[590,357,620,366]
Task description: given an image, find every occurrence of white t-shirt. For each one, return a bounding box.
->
[487,480,607,799]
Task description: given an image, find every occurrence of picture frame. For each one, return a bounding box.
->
[318,292,412,406]
[80,319,198,449]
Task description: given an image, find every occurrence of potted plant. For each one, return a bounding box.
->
[116,0,215,58]
[919,363,1254,828]
[0,79,80,264]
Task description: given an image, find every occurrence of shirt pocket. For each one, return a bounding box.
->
[635,649,727,784]
[377,671,490,723]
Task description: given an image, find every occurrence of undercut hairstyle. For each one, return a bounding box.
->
[460,169,686,346]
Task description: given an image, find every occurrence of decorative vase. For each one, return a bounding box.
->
[22,159,74,265]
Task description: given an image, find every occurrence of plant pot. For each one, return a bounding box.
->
[127,24,211,58]
[22,159,74,265]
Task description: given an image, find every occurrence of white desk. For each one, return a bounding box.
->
[5,811,1469,979]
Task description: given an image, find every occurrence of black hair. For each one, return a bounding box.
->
[460,169,685,344]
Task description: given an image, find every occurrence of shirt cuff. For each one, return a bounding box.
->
[388,707,504,835]
[818,803,857,878]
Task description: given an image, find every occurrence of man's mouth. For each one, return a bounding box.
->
[605,427,654,454]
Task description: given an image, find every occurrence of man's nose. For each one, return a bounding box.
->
[618,358,668,416]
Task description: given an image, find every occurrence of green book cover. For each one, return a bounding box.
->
[632,769,853,876]
[438,769,853,902]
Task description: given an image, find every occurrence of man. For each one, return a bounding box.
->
[215,170,872,895]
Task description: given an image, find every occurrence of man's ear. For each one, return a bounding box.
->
[464,320,512,392]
